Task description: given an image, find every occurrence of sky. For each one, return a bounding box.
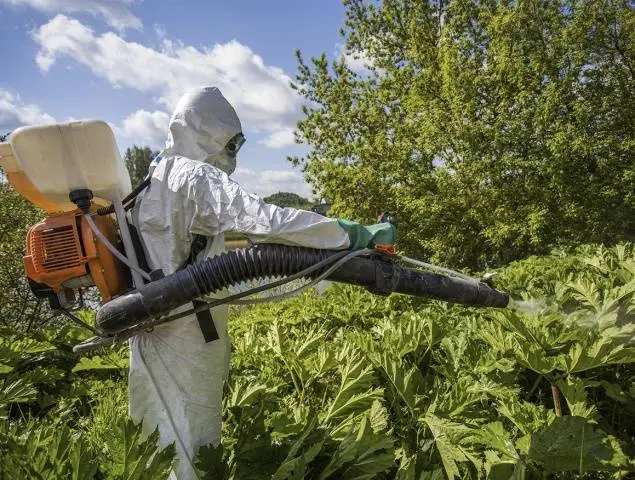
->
[0,0,352,198]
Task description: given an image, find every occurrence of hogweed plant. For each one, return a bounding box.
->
[0,244,633,478]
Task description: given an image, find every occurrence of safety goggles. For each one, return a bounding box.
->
[225,132,246,156]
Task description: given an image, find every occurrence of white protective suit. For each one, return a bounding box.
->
[129,86,362,479]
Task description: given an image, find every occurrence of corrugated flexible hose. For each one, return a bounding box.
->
[96,243,509,334]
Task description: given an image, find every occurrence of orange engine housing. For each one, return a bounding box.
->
[24,208,130,303]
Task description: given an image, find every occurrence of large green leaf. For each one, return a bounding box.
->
[195,444,228,480]
[322,347,381,427]
[555,377,596,418]
[477,422,519,461]
[527,416,629,472]
[272,424,326,480]
[116,419,175,480]
[421,414,479,480]
[318,416,395,480]
[564,325,635,373]
[72,354,128,372]
[496,401,556,436]
[69,437,99,480]
[374,351,426,417]
[0,378,37,419]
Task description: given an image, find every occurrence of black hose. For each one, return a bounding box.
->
[118,249,355,331]
[96,244,509,334]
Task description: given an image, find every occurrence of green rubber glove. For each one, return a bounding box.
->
[337,219,397,250]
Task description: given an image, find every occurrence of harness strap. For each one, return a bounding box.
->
[126,168,219,343]
[192,300,220,342]
[183,234,219,343]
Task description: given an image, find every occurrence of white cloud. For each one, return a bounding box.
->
[2,0,141,30]
[233,167,312,198]
[0,89,55,134]
[115,109,170,150]
[33,15,301,147]
[335,42,374,74]
[154,23,166,40]
[258,128,296,149]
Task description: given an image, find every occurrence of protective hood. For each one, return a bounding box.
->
[163,86,242,175]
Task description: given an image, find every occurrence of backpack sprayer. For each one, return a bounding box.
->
[0,120,509,355]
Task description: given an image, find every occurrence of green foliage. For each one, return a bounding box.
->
[195,243,635,478]
[124,145,158,187]
[1,244,634,478]
[527,416,628,473]
[264,192,313,209]
[1,407,174,480]
[0,323,174,479]
[117,419,175,479]
[0,175,55,333]
[291,0,635,268]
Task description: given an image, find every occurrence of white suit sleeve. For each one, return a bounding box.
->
[186,164,352,250]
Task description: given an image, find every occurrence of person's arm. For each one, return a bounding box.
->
[186,164,395,250]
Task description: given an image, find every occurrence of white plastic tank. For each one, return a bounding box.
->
[0,119,132,213]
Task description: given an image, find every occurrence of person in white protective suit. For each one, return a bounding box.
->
[129,86,396,479]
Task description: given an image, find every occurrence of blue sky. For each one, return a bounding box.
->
[0,0,351,198]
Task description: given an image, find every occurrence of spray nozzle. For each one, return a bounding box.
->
[481,272,498,286]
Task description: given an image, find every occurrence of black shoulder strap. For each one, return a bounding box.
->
[188,234,209,265]
[181,234,220,343]
[127,220,151,274]
[126,173,220,343]
[193,300,220,343]
[176,234,209,271]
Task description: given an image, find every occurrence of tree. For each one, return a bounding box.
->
[124,146,158,187]
[291,0,635,268]
[263,192,312,209]
[0,177,54,332]
[0,131,54,331]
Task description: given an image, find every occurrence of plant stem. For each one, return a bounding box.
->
[527,374,543,399]
[551,383,562,417]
